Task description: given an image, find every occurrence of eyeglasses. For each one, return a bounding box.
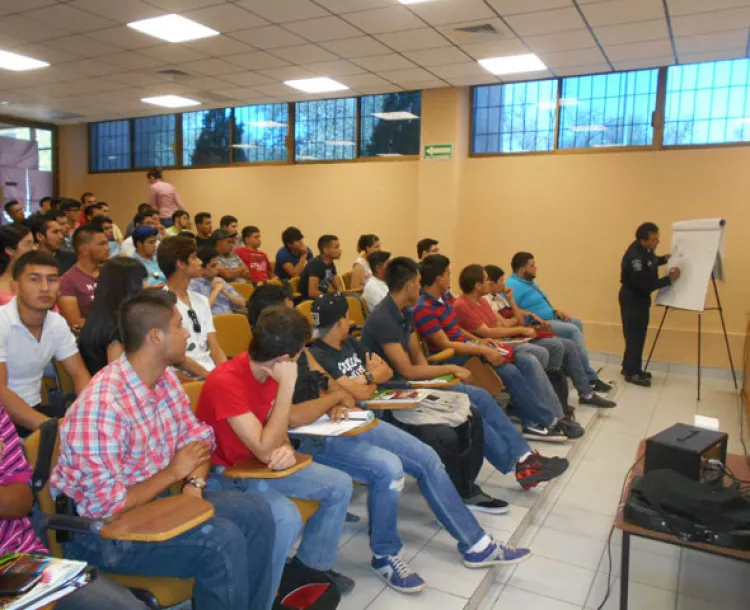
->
[187,308,201,334]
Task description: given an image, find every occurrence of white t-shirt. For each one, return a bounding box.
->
[173,290,216,372]
[120,236,135,258]
[0,298,78,406]
[363,276,389,312]
[483,293,510,314]
[353,255,372,285]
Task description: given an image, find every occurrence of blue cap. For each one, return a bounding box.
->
[133,225,158,245]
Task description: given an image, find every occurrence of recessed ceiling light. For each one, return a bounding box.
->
[478,53,547,76]
[0,50,49,72]
[248,121,287,128]
[284,77,349,94]
[372,111,420,121]
[141,95,201,108]
[128,14,219,43]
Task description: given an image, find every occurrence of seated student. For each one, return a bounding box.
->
[131,226,166,288]
[120,209,158,258]
[416,238,439,261]
[363,250,391,313]
[299,235,344,300]
[81,202,104,224]
[506,252,612,393]
[275,226,313,281]
[95,203,123,243]
[58,200,80,253]
[212,228,251,283]
[0,226,35,305]
[219,215,242,246]
[248,287,532,594]
[78,258,148,375]
[124,202,152,238]
[197,305,355,595]
[58,224,109,330]
[235,225,275,283]
[0,404,149,610]
[31,214,76,275]
[165,209,191,237]
[78,192,97,226]
[194,212,213,249]
[0,252,90,436]
[350,234,380,290]
[50,290,278,610]
[361,257,568,490]
[190,246,246,315]
[158,236,227,378]
[5,200,26,226]
[89,215,121,258]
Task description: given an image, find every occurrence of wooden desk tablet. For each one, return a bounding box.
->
[224,452,312,479]
[340,418,378,437]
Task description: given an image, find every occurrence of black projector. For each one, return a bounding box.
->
[645,423,728,482]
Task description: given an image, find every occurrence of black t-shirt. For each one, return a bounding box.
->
[360,295,413,366]
[195,236,212,249]
[78,319,120,376]
[309,337,369,381]
[299,256,337,300]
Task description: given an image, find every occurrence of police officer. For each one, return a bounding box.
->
[620,222,680,387]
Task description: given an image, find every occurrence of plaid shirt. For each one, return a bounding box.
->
[50,355,214,519]
[414,290,467,353]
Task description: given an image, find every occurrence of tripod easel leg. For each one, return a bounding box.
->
[698,314,702,402]
[712,277,738,390]
[645,307,669,372]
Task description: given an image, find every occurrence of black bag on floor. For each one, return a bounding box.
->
[274,560,340,610]
[547,369,573,418]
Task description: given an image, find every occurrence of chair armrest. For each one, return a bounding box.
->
[363,400,421,410]
[410,377,461,389]
[427,348,455,363]
[340,419,378,437]
[99,496,215,542]
[220,452,312,479]
[45,514,105,535]
[342,289,364,295]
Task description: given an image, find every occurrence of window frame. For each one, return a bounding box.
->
[132,113,178,170]
[0,114,59,201]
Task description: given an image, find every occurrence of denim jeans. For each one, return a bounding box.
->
[63,491,277,610]
[514,351,564,419]
[206,461,352,591]
[530,338,564,369]
[558,337,594,397]
[296,420,486,555]
[548,318,597,381]
[57,576,149,610]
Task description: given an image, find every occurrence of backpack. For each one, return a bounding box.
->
[274,560,341,610]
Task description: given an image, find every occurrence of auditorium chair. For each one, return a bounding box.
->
[213,313,252,358]
[230,281,254,302]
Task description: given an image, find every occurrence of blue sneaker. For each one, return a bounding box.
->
[371,554,426,594]
[462,540,532,569]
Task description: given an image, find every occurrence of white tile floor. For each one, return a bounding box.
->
[331,356,749,610]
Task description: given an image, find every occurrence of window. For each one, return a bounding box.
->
[133,115,176,168]
[559,69,658,149]
[233,103,289,163]
[183,109,231,166]
[472,80,558,154]
[90,120,130,171]
[0,126,31,140]
[664,58,750,146]
[295,98,357,161]
[360,92,421,157]
[35,129,53,172]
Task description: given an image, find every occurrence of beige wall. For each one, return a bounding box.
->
[59,88,750,369]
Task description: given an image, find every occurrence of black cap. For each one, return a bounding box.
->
[310,293,348,330]
[211,228,237,242]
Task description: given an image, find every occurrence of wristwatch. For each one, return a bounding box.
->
[364,371,375,384]
[184,476,207,490]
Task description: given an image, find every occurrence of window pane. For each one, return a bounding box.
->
[90,120,130,171]
[664,58,750,146]
[360,91,421,157]
[233,104,288,162]
[472,80,557,154]
[183,109,231,166]
[295,98,357,161]
[133,115,176,168]
[35,129,53,172]
[558,69,657,149]
[0,126,31,140]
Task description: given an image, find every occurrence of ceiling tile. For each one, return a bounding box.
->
[70,0,164,23]
[667,0,750,16]
[143,0,224,10]
[0,15,73,43]
[270,44,339,64]
[98,51,164,70]
[374,28,451,52]
[224,50,291,70]
[580,0,666,27]
[377,67,436,85]
[42,35,121,58]
[538,46,607,67]
[214,87,263,100]
[554,62,612,76]
[351,53,417,71]
[229,25,307,48]
[315,0,400,12]
[605,39,674,61]
[487,0,573,15]
[336,72,392,88]
[671,7,750,37]
[430,61,489,78]
[303,59,367,76]
[319,36,393,57]
[235,0,330,23]
[407,0,495,26]
[676,29,750,55]
[611,55,675,71]
[500,69,554,82]
[181,4,269,33]
[0,0,57,15]
[4,42,81,64]
[219,71,277,86]
[85,26,160,50]
[54,59,122,78]
[253,82,299,97]
[445,74,500,86]
[354,84,404,94]
[403,46,469,67]
[436,18,516,44]
[107,71,167,87]
[178,58,241,76]
[593,19,669,46]
[342,6,425,34]
[396,78,446,90]
[524,29,597,53]
[256,65,316,81]
[25,4,116,33]
[458,38,530,60]
[183,36,255,57]
[678,47,747,63]
[505,7,586,36]
[284,16,362,41]
[140,44,208,63]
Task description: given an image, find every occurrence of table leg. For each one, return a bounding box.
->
[620,531,630,610]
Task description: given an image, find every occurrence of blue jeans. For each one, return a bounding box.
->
[530,338,564,369]
[296,420,486,555]
[514,352,564,419]
[558,337,594,397]
[58,576,149,610]
[206,462,352,590]
[64,491,277,610]
[548,318,597,382]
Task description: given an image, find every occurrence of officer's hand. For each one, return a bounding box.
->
[669,267,681,281]
[663,254,671,262]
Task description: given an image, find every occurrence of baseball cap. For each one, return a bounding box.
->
[132,225,158,244]
[310,293,348,337]
[211,228,237,243]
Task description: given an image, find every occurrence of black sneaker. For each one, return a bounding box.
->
[580,393,617,408]
[556,418,585,439]
[515,452,569,490]
[624,373,651,387]
[591,378,613,393]
[522,424,567,443]
[326,570,355,595]
[463,490,510,515]
[621,368,653,380]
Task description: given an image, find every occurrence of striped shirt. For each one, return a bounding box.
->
[0,406,47,555]
[414,290,467,353]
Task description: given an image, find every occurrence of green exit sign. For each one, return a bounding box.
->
[423,143,453,160]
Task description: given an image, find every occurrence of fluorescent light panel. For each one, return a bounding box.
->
[0,50,49,71]
[142,95,201,108]
[128,14,219,43]
[372,111,420,120]
[479,53,546,76]
[284,77,348,93]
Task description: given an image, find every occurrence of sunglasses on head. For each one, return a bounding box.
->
[187,308,201,334]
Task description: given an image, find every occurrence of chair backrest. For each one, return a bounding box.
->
[230,282,254,303]
[213,313,252,358]
[296,300,314,328]
[287,276,300,295]
[346,296,366,328]
[182,380,204,413]
[359,295,371,318]
[341,271,352,290]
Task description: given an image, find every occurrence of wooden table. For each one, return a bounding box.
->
[614,443,750,609]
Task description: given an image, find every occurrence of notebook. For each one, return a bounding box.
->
[291,410,374,437]
[0,553,89,610]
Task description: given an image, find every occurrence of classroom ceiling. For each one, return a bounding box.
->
[0,0,748,124]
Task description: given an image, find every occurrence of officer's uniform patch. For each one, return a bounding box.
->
[632,259,642,272]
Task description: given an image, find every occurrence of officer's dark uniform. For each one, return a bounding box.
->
[619,241,671,376]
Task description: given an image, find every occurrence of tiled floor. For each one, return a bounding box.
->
[332,356,748,610]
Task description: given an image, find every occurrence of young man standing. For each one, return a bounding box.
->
[165,210,191,237]
[197,305,355,596]
[158,236,227,378]
[212,228,251,282]
[194,212,213,249]
[0,251,90,436]
[32,213,76,274]
[50,290,278,610]
[147,169,184,227]
[190,246,247,315]
[361,258,568,490]
[363,250,391,312]
[235,225,275,283]
[299,235,344,300]
[275,226,313,280]
[131,226,166,287]
[416,238,439,261]
[58,225,109,329]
